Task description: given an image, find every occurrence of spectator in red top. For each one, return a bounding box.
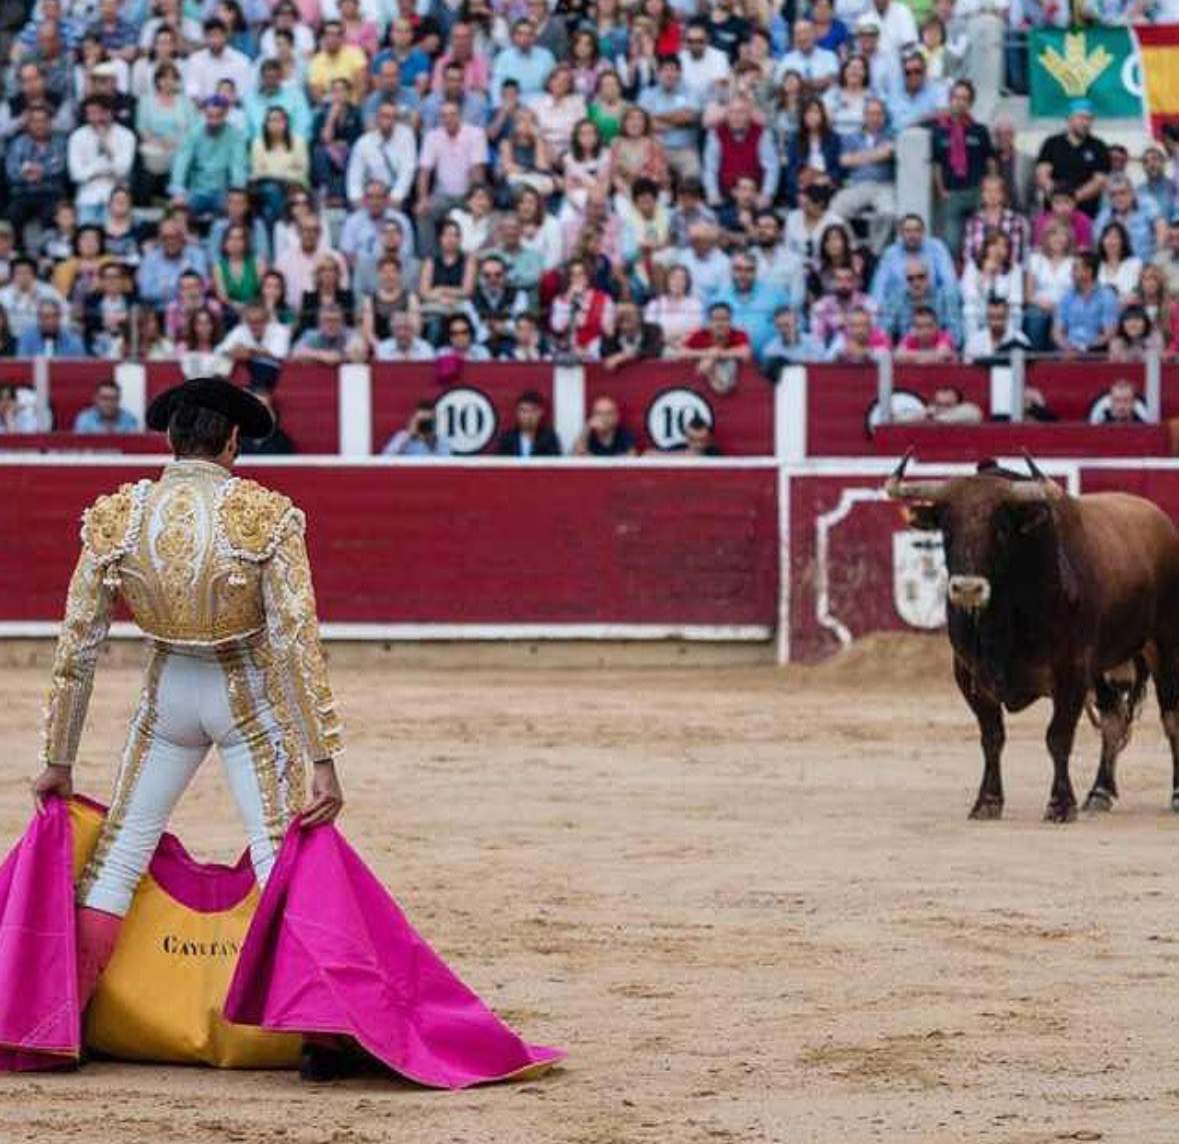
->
[895,304,957,363]
[828,305,890,361]
[1032,184,1093,252]
[678,301,753,393]
[550,257,616,360]
[702,98,780,209]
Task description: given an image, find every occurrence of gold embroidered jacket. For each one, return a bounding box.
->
[40,459,343,768]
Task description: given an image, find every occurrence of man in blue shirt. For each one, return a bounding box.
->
[245,58,312,140]
[1054,251,1120,354]
[638,56,702,183]
[708,250,789,357]
[420,62,490,131]
[1094,173,1164,261]
[831,97,896,253]
[886,51,947,133]
[490,19,555,105]
[871,213,958,307]
[5,103,69,248]
[16,300,87,357]
[73,379,140,434]
[136,216,210,308]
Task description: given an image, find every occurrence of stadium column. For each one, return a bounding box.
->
[552,364,586,457]
[338,363,373,456]
[114,362,147,427]
[775,366,807,463]
[896,128,933,231]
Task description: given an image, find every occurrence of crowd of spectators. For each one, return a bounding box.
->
[0,0,1173,433]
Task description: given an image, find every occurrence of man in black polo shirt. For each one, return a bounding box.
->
[930,79,992,259]
[1034,99,1111,218]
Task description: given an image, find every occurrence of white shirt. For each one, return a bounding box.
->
[670,247,731,300]
[1026,252,1074,308]
[259,23,317,60]
[375,336,435,360]
[0,282,67,338]
[873,0,919,57]
[185,45,255,104]
[776,46,840,86]
[345,126,418,207]
[1098,257,1142,303]
[678,46,730,99]
[216,320,292,360]
[67,123,137,209]
[784,208,847,264]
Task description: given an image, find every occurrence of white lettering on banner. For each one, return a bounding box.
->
[436,387,498,454]
[646,387,714,450]
[1121,53,1143,98]
[892,530,947,631]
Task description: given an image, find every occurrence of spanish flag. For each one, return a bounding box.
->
[1135,25,1179,135]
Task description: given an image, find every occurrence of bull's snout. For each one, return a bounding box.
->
[947,575,991,612]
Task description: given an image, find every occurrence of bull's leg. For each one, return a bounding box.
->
[1044,679,1086,824]
[954,658,1005,820]
[1083,677,1130,812]
[1151,654,1179,812]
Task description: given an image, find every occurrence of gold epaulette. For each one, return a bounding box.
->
[217,478,301,563]
[79,481,150,568]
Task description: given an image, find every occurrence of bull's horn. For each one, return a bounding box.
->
[885,479,952,501]
[1004,482,1053,503]
[890,447,916,483]
[1022,449,1049,482]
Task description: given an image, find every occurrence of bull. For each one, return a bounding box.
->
[886,452,1179,822]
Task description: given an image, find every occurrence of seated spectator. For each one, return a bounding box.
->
[894,305,958,364]
[0,385,48,432]
[275,216,348,312]
[439,312,492,362]
[212,223,266,317]
[420,219,476,344]
[52,226,113,309]
[497,390,562,456]
[639,268,700,358]
[610,106,669,200]
[165,269,221,343]
[1139,144,1174,225]
[6,103,70,250]
[761,306,825,374]
[499,109,557,201]
[1097,378,1145,425]
[465,254,528,357]
[375,311,435,361]
[246,57,312,143]
[361,256,421,347]
[134,307,178,360]
[307,19,367,103]
[831,96,895,254]
[250,108,310,228]
[1109,305,1164,363]
[589,69,628,146]
[168,96,248,220]
[68,95,136,224]
[895,386,984,424]
[676,301,753,392]
[880,257,962,348]
[550,257,616,360]
[670,220,731,300]
[961,231,1023,340]
[871,213,958,308]
[670,414,721,456]
[1139,265,1175,346]
[1095,173,1164,264]
[887,50,946,133]
[430,21,489,98]
[345,100,417,211]
[714,175,761,252]
[1022,220,1074,351]
[178,305,230,378]
[562,120,611,216]
[17,298,87,356]
[185,16,253,106]
[600,301,664,370]
[709,250,788,358]
[1096,220,1142,305]
[1153,216,1179,297]
[777,17,839,94]
[703,97,778,209]
[534,64,587,158]
[240,390,296,456]
[1034,101,1110,220]
[785,97,842,206]
[72,378,139,433]
[39,200,78,270]
[1032,184,1092,254]
[310,79,364,205]
[930,80,991,259]
[572,395,638,456]
[508,313,549,361]
[82,261,130,354]
[1054,251,1119,356]
[216,301,292,363]
[490,18,556,106]
[450,185,499,259]
[291,303,367,364]
[510,193,559,284]
[382,400,453,456]
[825,304,886,360]
[823,55,870,145]
[297,255,356,337]
[961,176,1030,270]
[638,55,703,184]
[0,257,67,339]
[783,182,845,269]
[340,182,415,277]
[415,101,490,255]
[0,308,18,358]
[811,263,874,350]
[963,297,1031,363]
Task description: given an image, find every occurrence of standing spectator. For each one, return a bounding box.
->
[6,104,70,249]
[345,100,417,209]
[677,301,753,393]
[490,19,556,105]
[599,301,664,369]
[375,311,435,361]
[572,395,638,456]
[1094,174,1165,263]
[703,98,779,208]
[72,378,139,433]
[415,102,489,254]
[311,78,365,205]
[638,55,703,184]
[1054,250,1119,356]
[1035,100,1110,219]
[169,97,248,219]
[869,0,920,59]
[17,299,87,356]
[186,17,254,105]
[778,18,839,93]
[496,390,562,456]
[68,96,136,224]
[991,116,1033,213]
[930,80,992,259]
[831,97,895,253]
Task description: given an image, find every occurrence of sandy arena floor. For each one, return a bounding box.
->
[2,635,1179,1143]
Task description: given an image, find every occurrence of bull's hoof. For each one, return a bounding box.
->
[1170,789,1179,814]
[1084,788,1115,813]
[1043,800,1078,824]
[968,796,1004,820]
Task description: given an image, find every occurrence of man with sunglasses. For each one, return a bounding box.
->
[887,51,947,134]
[678,21,729,100]
[879,257,963,349]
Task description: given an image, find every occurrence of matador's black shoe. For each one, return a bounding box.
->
[299,1041,362,1082]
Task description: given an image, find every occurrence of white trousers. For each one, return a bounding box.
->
[79,643,306,917]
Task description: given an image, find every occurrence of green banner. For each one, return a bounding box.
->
[1029,27,1143,119]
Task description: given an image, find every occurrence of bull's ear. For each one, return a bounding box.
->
[901,502,940,531]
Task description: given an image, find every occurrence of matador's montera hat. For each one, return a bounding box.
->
[146,377,274,438]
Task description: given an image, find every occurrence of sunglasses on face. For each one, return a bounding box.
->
[907,272,927,282]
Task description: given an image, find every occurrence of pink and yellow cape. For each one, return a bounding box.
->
[0,798,563,1086]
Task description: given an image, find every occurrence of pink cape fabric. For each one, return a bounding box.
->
[224,820,565,1088]
[0,800,79,1070]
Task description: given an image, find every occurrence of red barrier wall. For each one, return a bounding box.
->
[144,364,340,455]
[583,362,773,455]
[369,363,554,455]
[0,462,779,629]
[873,422,1173,459]
[0,434,164,454]
[45,361,116,431]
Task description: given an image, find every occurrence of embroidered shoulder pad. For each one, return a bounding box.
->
[218,478,299,562]
[80,481,150,567]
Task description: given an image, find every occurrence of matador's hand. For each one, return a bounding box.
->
[32,764,73,811]
[302,759,344,828]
